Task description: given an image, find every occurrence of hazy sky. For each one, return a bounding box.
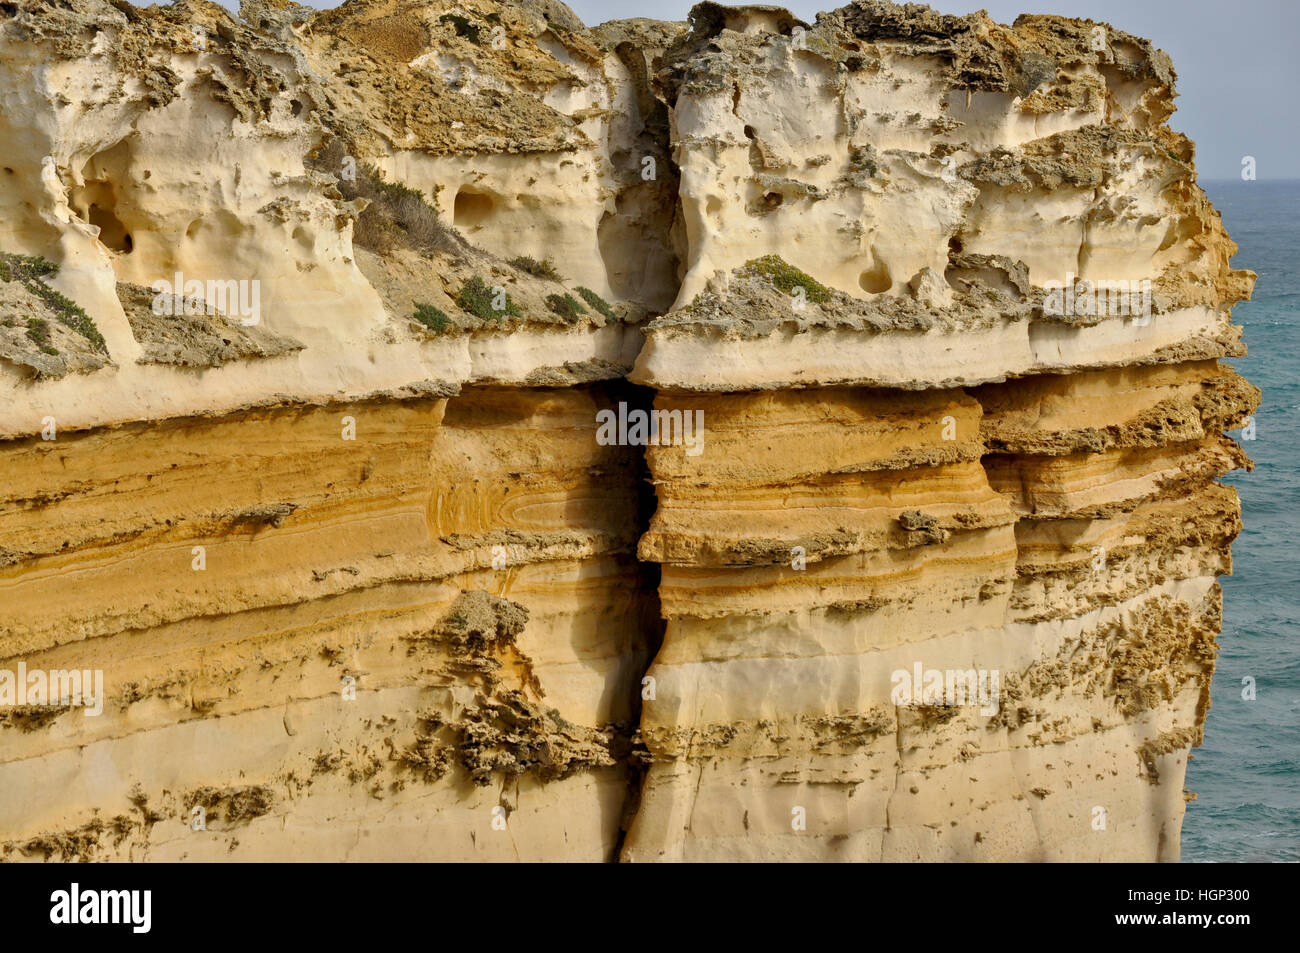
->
[210,0,1298,179]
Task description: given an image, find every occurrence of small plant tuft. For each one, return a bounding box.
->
[575,286,616,321]
[509,256,564,281]
[412,302,451,333]
[22,316,58,354]
[24,316,50,345]
[742,255,832,304]
[545,293,587,323]
[458,275,522,321]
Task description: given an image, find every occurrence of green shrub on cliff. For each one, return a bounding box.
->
[545,293,586,323]
[742,255,831,304]
[0,251,106,353]
[575,286,617,321]
[412,303,450,333]
[458,276,521,321]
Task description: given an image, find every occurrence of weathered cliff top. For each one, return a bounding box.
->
[0,0,1252,426]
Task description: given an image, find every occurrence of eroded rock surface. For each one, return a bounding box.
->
[0,0,1254,862]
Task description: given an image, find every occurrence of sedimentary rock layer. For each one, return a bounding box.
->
[0,0,1254,862]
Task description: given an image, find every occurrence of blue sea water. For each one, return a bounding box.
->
[1180,180,1300,862]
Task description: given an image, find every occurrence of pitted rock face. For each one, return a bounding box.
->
[0,0,1255,862]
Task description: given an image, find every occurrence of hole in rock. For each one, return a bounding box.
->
[763,191,783,209]
[290,99,303,117]
[453,189,495,228]
[88,203,132,253]
[73,145,139,255]
[859,254,891,294]
[743,124,757,140]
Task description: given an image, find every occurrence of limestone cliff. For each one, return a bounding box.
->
[0,0,1255,861]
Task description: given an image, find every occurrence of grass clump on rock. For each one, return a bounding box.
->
[458,276,522,321]
[742,254,831,304]
[545,293,586,323]
[25,317,58,355]
[339,164,459,257]
[575,286,616,320]
[412,302,451,333]
[509,256,564,281]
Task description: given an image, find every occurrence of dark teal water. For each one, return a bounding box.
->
[1180,180,1300,862]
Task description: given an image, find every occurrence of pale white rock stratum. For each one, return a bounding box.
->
[0,0,1256,863]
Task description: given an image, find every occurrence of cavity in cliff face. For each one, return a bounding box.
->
[0,0,1255,862]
